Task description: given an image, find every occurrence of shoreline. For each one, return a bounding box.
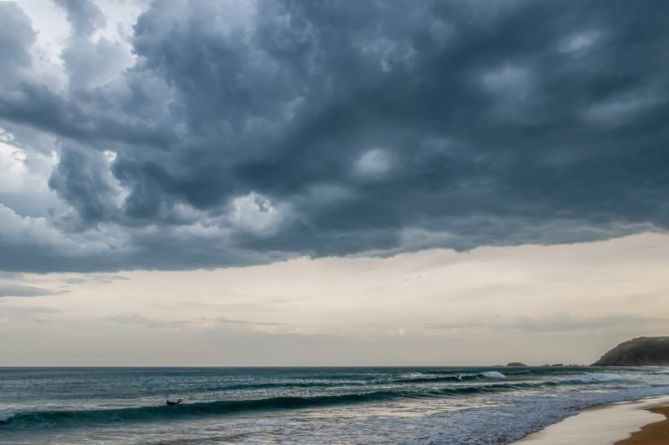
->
[615,406,669,444]
[514,395,669,445]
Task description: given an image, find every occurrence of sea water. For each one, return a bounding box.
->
[1,366,669,444]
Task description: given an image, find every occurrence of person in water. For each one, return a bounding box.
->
[166,398,183,405]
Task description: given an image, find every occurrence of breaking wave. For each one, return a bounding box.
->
[0,374,631,431]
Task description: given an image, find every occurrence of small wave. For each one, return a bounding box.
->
[481,371,506,379]
[394,374,480,384]
[0,412,15,423]
[399,372,427,379]
[573,372,625,383]
[395,371,507,384]
[202,380,368,392]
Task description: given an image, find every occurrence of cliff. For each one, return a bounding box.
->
[593,336,669,366]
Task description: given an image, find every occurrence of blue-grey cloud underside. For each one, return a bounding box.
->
[0,284,58,298]
[0,0,668,272]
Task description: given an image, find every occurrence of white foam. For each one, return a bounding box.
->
[0,411,16,423]
[400,372,428,379]
[482,371,507,379]
[515,395,669,445]
[414,386,669,445]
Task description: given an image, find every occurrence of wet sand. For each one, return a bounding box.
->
[614,406,669,445]
[515,396,669,445]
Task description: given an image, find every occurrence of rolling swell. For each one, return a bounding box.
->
[0,374,621,430]
[394,373,497,384]
[198,380,369,392]
[0,392,396,429]
[0,384,531,430]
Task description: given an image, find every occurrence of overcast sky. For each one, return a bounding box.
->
[0,0,668,365]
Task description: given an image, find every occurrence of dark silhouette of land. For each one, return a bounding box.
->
[594,337,669,366]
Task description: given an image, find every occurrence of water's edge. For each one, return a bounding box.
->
[514,394,669,445]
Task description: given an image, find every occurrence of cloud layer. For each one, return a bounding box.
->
[1,0,668,272]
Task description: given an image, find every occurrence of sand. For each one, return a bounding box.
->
[614,406,669,445]
[515,396,669,445]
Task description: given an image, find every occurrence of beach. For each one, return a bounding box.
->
[516,396,669,445]
[616,406,669,445]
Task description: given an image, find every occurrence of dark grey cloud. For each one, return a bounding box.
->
[0,0,668,272]
[54,0,105,37]
[55,0,133,91]
[0,3,35,85]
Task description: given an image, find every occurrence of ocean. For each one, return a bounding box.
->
[1,366,669,444]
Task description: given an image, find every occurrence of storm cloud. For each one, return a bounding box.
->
[0,0,668,272]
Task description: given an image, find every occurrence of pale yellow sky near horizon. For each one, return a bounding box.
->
[1,232,668,366]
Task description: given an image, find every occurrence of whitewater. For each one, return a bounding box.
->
[1,367,669,444]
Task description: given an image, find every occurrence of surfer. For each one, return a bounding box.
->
[166,398,183,406]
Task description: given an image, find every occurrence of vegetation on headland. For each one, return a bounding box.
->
[594,337,669,366]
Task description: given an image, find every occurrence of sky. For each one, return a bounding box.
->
[0,0,668,365]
